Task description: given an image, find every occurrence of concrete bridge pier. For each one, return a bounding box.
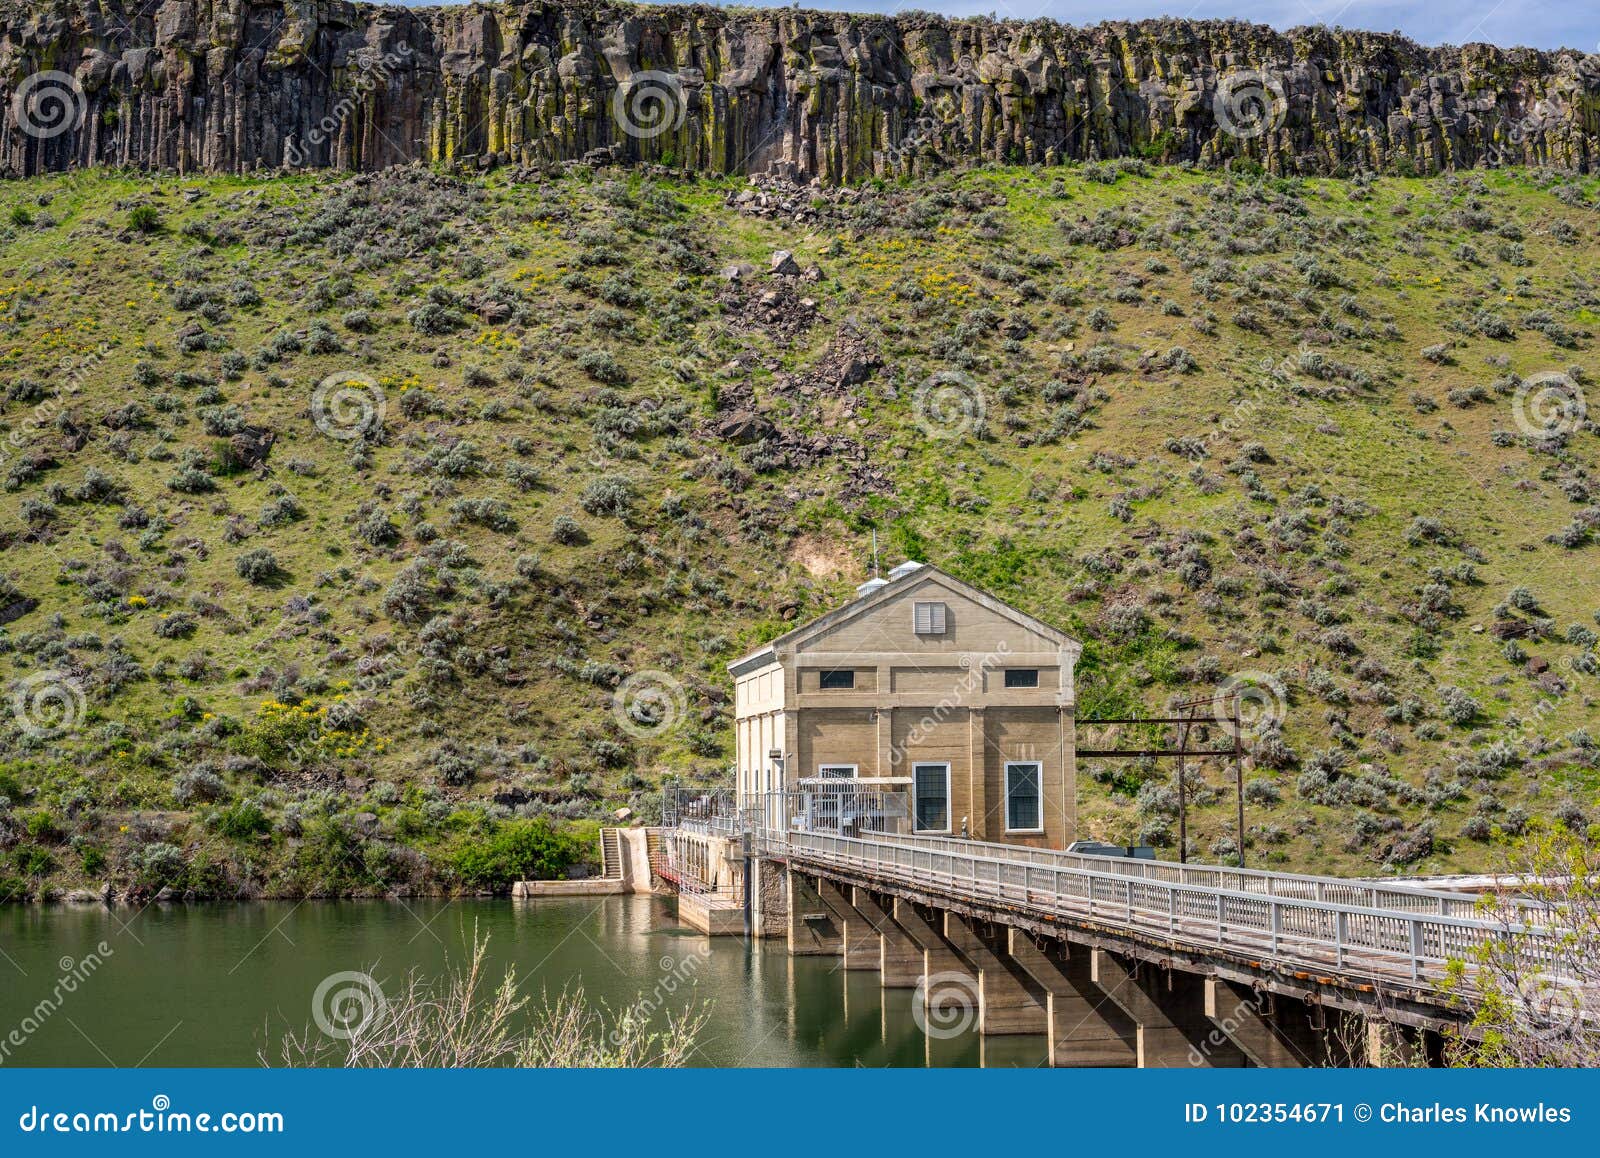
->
[942,914,1047,1035]
[1006,931,1138,1066]
[786,871,842,957]
[1090,948,1249,1067]
[815,880,881,970]
[849,887,923,987]
[890,899,979,1011]
[1204,978,1329,1067]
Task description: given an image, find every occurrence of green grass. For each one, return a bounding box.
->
[0,160,1597,896]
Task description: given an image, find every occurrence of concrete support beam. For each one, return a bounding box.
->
[1204,978,1321,1068]
[785,871,841,957]
[890,899,978,1012]
[850,887,922,988]
[1089,949,1248,1067]
[1006,931,1137,1066]
[943,914,1047,1035]
[815,879,880,971]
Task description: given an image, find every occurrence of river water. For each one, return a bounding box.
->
[0,896,1048,1067]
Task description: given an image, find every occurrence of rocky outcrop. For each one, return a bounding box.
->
[1,1,1596,183]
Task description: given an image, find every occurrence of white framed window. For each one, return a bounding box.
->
[1003,668,1039,689]
[913,601,947,635]
[818,764,857,779]
[1005,761,1043,832]
[912,762,951,833]
[818,669,855,690]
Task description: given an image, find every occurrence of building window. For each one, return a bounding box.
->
[913,601,947,635]
[1005,762,1042,832]
[818,764,856,779]
[818,669,855,690]
[1003,668,1039,689]
[912,763,950,833]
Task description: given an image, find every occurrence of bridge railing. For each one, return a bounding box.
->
[856,830,1521,921]
[759,824,1559,989]
[739,790,1538,921]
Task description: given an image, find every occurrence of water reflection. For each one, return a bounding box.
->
[0,896,1046,1067]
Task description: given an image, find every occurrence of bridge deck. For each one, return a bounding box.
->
[764,827,1558,999]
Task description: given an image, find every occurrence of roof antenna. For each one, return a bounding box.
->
[871,529,881,578]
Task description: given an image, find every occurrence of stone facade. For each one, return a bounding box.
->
[2,1,1596,183]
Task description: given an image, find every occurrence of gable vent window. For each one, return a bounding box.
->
[913,601,948,636]
[819,669,855,690]
[1003,669,1040,689]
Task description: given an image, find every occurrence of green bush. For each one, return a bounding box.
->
[215,800,272,840]
[449,820,588,891]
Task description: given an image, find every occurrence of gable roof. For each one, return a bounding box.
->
[728,564,1081,676]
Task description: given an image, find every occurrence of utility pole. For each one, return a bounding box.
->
[1233,693,1246,869]
[1176,707,1189,864]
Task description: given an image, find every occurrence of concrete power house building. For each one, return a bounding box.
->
[730,561,1082,847]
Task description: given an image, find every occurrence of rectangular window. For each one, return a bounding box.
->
[818,669,855,690]
[913,601,947,635]
[818,764,856,779]
[1003,668,1039,689]
[1005,762,1042,832]
[913,763,950,833]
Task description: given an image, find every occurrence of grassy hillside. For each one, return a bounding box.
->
[1,159,1597,899]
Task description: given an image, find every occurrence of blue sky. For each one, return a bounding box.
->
[394,2,1591,51]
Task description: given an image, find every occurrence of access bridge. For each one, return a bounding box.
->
[656,791,1568,1067]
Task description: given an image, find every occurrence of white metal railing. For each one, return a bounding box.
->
[858,830,1513,921]
[759,825,1559,989]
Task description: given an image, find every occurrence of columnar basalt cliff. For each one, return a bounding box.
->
[1,1,1597,182]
